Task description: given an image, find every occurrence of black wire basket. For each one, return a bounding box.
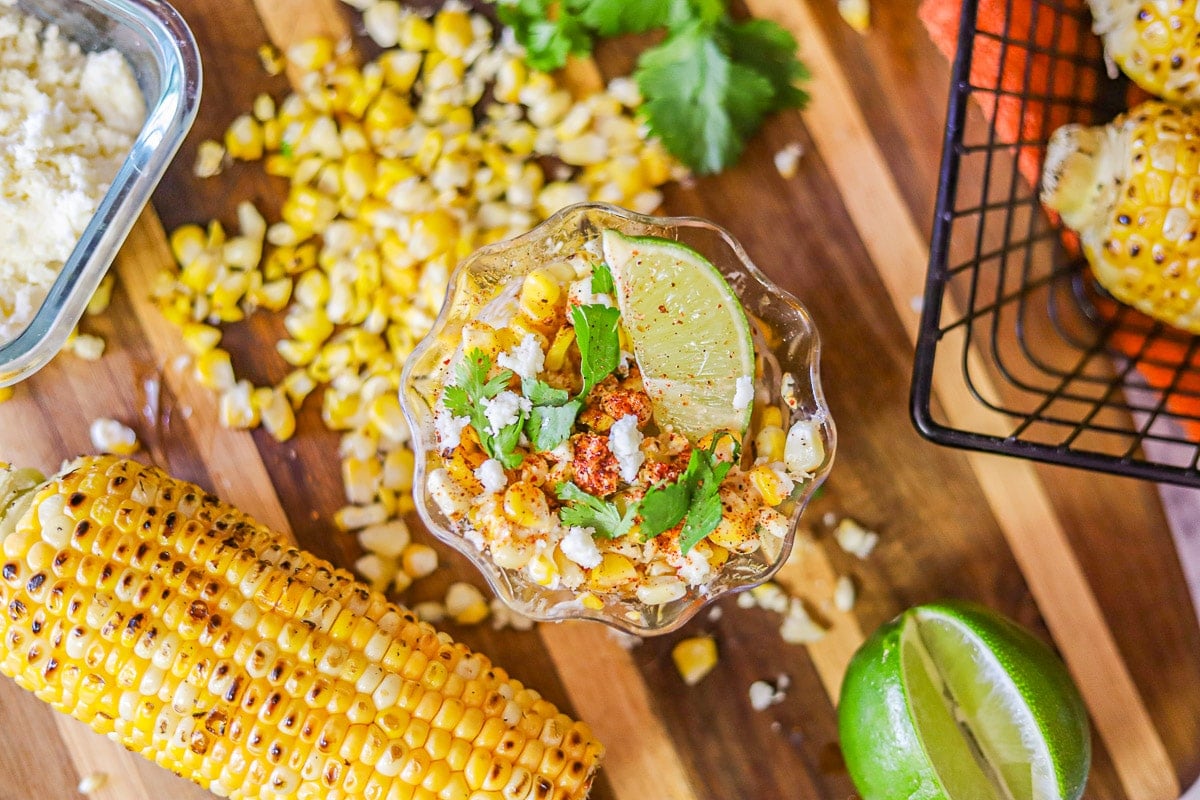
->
[912,0,1200,487]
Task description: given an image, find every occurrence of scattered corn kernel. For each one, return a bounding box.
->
[672,636,718,686]
[445,581,489,625]
[400,542,438,579]
[86,273,115,316]
[838,0,870,31]
[89,418,139,455]
[69,333,106,361]
[0,386,13,404]
[77,772,107,795]
[773,142,804,179]
[194,139,226,178]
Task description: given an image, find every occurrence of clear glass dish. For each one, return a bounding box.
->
[0,0,202,386]
[401,202,836,635]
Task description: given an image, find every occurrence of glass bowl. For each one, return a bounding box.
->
[400,202,836,635]
[0,0,202,387]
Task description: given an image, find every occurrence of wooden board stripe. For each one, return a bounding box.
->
[741,1,1179,797]
[541,622,701,800]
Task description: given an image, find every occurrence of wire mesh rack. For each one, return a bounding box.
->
[912,0,1200,487]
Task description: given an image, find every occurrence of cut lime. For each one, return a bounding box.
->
[601,229,755,441]
[837,601,1091,800]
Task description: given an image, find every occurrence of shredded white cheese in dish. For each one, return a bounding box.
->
[0,2,144,342]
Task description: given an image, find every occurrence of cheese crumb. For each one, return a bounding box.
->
[733,375,754,410]
[497,332,545,379]
[773,142,805,179]
[749,675,791,711]
[474,459,507,494]
[433,408,471,451]
[834,575,857,612]
[560,526,602,569]
[779,598,827,644]
[835,518,879,559]
[482,390,530,436]
[608,414,644,483]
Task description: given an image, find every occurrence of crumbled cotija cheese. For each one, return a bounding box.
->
[0,2,144,342]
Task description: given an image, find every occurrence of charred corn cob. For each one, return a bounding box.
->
[0,455,602,800]
[1089,0,1200,104]
[1042,100,1200,332]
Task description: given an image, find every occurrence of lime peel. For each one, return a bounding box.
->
[838,600,1091,800]
[600,228,755,441]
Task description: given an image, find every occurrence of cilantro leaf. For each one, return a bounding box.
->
[579,0,673,36]
[442,349,523,466]
[635,22,775,175]
[526,399,582,452]
[636,435,738,550]
[523,377,570,406]
[590,262,615,295]
[556,481,639,538]
[571,304,621,396]
[637,477,692,539]
[496,0,593,72]
[722,18,811,111]
[491,0,811,174]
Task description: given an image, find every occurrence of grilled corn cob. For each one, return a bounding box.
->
[1089,0,1200,103]
[1042,100,1200,332]
[0,455,602,800]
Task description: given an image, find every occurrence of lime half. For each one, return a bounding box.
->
[601,229,755,441]
[838,601,1091,800]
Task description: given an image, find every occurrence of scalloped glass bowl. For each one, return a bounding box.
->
[0,0,201,386]
[400,203,835,635]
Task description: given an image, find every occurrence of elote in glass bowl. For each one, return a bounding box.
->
[401,203,835,636]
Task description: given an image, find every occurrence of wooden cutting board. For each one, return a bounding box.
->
[1,2,1198,799]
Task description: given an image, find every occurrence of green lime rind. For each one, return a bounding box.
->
[837,600,1091,800]
[600,229,755,441]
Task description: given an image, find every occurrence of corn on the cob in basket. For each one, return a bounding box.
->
[0,455,602,800]
[1042,100,1200,333]
[1088,0,1200,104]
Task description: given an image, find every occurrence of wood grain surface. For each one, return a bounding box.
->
[1,2,1198,799]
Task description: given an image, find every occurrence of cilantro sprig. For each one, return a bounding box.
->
[442,349,525,468]
[556,481,640,539]
[638,433,736,554]
[493,0,810,174]
[570,303,621,398]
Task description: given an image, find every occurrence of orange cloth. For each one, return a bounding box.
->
[920,0,1200,439]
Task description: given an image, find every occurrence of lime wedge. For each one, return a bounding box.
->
[600,229,755,441]
[838,601,1091,800]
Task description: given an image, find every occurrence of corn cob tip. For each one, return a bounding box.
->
[1041,122,1118,234]
[0,463,44,536]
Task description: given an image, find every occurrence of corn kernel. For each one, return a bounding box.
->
[518,267,562,324]
[225,114,264,161]
[397,13,433,51]
[0,387,13,404]
[260,388,297,441]
[89,418,139,456]
[526,553,559,587]
[502,481,550,528]
[588,553,637,591]
[838,0,871,32]
[754,425,786,464]
[219,380,260,429]
[444,582,488,625]
[287,37,335,71]
[400,543,438,579]
[85,273,116,316]
[195,349,236,392]
[671,636,718,686]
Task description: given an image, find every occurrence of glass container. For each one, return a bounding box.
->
[401,203,835,635]
[0,0,201,386]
